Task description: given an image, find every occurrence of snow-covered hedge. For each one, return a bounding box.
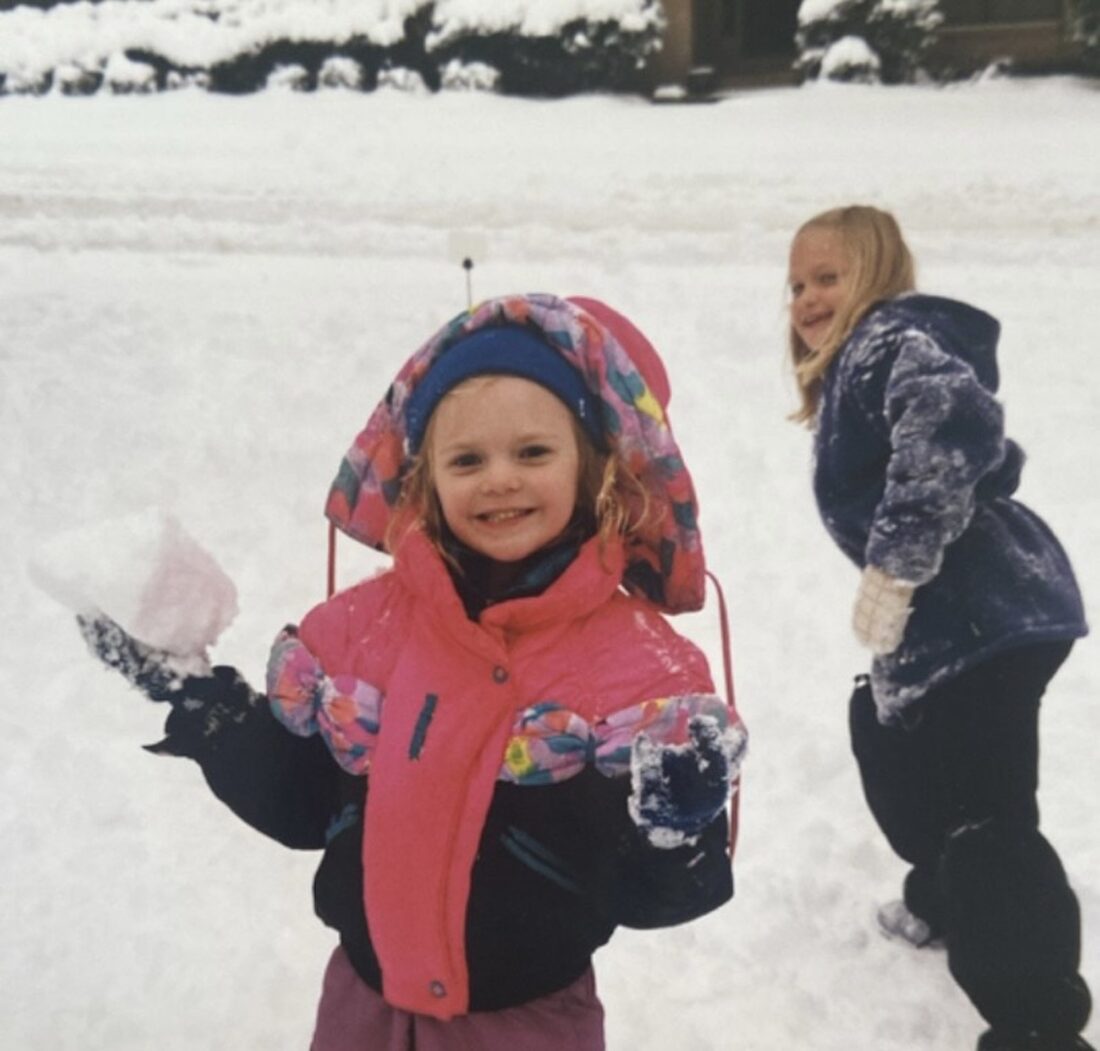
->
[426,0,662,95]
[0,0,664,96]
[795,0,942,85]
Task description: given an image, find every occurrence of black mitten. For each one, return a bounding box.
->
[149,665,260,756]
[629,714,744,848]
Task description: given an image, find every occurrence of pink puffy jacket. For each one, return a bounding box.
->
[269,528,737,1018]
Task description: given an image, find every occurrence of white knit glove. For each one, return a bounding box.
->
[852,565,914,655]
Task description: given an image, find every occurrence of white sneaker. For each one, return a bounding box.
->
[876,900,944,949]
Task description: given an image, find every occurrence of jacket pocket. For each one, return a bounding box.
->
[500,825,582,895]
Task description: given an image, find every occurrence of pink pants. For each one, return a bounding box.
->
[310,947,606,1051]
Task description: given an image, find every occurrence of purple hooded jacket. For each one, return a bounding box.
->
[813,293,1087,720]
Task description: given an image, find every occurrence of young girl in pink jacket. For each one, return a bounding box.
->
[81,292,746,1049]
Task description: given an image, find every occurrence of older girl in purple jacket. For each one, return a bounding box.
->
[787,204,1091,1051]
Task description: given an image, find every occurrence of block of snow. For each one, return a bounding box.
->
[30,509,238,660]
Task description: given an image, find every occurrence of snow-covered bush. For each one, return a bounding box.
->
[104,50,158,93]
[53,62,104,96]
[2,66,53,96]
[377,65,429,92]
[796,0,942,84]
[439,58,499,91]
[265,62,310,90]
[428,0,665,96]
[1071,0,1100,72]
[209,40,341,93]
[820,34,881,83]
[317,54,364,89]
[165,68,211,90]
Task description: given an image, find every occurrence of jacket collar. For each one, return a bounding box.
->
[395,528,626,639]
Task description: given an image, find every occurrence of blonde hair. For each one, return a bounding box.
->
[788,205,916,424]
[386,377,649,561]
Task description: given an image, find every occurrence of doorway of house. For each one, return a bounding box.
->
[698,0,800,84]
[740,0,800,58]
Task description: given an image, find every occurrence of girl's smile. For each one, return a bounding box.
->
[429,375,582,564]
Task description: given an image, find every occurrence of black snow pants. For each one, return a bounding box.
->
[849,641,1091,1038]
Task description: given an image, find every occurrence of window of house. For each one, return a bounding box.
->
[941,0,1063,23]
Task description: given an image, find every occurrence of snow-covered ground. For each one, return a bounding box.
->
[2,78,1099,1050]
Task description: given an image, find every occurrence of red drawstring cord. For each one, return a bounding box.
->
[327,521,337,600]
[706,568,740,861]
[705,569,736,712]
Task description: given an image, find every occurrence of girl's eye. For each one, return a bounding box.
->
[519,444,552,460]
[448,452,481,470]
[819,272,838,286]
[789,282,803,298]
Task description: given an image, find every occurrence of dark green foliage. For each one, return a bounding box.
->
[434,14,660,97]
[386,5,442,92]
[125,49,190,92]
[1072,0,1100,72]
[0,0,103,8]
[208,38,341,93]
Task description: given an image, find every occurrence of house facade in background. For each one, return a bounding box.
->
[650,0,1081,87]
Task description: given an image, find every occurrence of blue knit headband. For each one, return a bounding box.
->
[404,325,604,453]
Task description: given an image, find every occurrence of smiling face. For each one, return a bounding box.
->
[788,225,851,353]
[428,375,582,563]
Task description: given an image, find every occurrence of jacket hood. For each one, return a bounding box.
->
[324,292,705,614]
[889,293,1002,391]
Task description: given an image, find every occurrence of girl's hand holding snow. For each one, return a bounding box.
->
[78,611,259,754]
[77,610,192,702]
[628,715,745,849]
[852,565,915,655]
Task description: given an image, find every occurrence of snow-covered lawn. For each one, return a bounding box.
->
[2,79,1099,1050]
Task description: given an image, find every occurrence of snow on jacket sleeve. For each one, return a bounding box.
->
[864,328,1007,586]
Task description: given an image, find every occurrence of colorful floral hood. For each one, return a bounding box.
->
[324,293,706,614]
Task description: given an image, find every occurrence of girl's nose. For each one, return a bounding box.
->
[480,461,520,494]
